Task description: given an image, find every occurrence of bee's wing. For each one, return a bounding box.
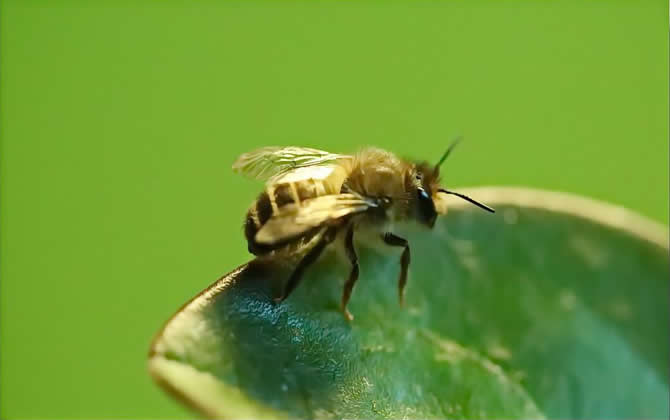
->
[255,193,376,245]
[232,146,352,183]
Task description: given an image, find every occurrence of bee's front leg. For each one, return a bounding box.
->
[381,232,410,306]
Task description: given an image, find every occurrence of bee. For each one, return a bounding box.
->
[232,140,494,320]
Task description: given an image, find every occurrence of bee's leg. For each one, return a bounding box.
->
[382,232,411,306]
[341,225,359,321]
[276,227,337,303]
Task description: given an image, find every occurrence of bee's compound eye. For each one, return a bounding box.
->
[416,187,437,227]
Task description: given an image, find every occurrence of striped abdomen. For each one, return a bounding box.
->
[244,180,327,255]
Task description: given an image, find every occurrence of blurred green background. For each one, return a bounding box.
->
[1,1,667,418]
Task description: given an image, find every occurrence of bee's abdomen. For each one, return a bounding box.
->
[244,182,320,255]
[244,191,272,255]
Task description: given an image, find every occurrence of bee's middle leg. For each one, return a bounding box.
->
[341,224,359,321]
[276,227,337,303]
[382,232,411,306]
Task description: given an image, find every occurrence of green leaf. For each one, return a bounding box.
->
[148,187,669,419]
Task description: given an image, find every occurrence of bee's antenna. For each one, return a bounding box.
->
[438,188,495,213]
[434,136,463,172]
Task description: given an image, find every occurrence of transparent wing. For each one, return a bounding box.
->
[255,193,376,245]
[232,146,351,182]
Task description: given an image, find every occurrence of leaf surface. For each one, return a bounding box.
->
[149,187,669,419]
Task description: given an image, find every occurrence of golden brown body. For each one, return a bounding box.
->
[233,145,494,320]
[244,148,414,255]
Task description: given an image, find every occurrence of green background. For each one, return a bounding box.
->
[1,1,667,418]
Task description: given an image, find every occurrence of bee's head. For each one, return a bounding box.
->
[410,138,495,228]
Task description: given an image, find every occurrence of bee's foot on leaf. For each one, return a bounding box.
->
[342,307,354,322]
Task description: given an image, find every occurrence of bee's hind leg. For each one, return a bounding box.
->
[275,227,337,303]
[341,225,359,321]
[382,232,411,306]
